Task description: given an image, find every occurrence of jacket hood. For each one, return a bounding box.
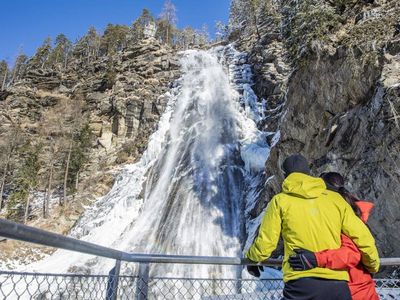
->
[355,201,374,223]
[282,172,326,199]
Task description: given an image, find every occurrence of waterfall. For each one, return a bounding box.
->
[27,46,275,280]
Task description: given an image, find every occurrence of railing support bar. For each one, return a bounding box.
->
[106,260,121,300]
[136,263,150,300]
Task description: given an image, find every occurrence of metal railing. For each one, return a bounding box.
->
[0,218,399,299]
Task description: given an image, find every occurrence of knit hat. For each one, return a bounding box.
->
[282,154,310,177]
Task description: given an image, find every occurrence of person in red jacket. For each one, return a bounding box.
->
[289,172,379,300]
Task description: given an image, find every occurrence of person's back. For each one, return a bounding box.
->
[245,155,379,300]
[276,172,352,281]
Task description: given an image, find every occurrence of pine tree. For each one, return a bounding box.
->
[6,143,41,223]
[72,27,101,63]
[0,127,24,210]
[48,34,72,68]
[11,52,28,83]
[29,37,52,69]
[100,24,130,55]
[68,123,92,194]
[130,9,155,44]
[86,27,101,61]
[0,60,10,91]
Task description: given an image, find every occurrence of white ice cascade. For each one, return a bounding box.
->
[28,46,277,279]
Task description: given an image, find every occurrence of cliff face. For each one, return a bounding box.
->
[0,38,180,223]
[0,38,181,266]
[233,0,400,260]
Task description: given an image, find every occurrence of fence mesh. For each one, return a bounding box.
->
[0,271,399,299]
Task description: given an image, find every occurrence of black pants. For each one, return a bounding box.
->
[282,277,351,300]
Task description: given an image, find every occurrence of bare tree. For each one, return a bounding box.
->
[215,21,229,41]
[159,0,177,45]
[63,141,72,205]
[39,108,64,218]
[59,99,84,205]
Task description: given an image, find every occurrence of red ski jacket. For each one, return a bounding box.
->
[315,201,379,300]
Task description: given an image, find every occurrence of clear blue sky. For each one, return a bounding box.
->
[0,0,231,64]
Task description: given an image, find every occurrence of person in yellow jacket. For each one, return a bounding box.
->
[245,154,380,300]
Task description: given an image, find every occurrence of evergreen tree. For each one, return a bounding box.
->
[0,126,24,210]
[72,27,100,63]
[67,123,92,193]
[130,9,155,44]
[0,60,9,91]
[48,34,72,68]
[100,24,130,55]
[29,37,52,69]
[11,52,28,83]
[6,143,41,223]
[86,27,101,60]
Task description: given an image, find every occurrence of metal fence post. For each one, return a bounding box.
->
[106,260,121,300]
[136,263,150,300]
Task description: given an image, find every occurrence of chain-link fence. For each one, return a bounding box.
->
[1,219,399,299]
[0,271,399,300]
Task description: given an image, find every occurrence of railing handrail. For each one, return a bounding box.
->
[0,218,279,266]
[0,218,399,267]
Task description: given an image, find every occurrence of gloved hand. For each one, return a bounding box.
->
[246,265,264,277]
[288,249,318,271]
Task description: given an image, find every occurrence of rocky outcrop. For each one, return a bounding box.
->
[234,0,400,264]
[0,38,180,221]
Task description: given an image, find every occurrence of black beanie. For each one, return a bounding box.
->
[282,154,310,177]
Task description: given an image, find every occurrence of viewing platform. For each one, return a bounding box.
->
[0,219,398,299]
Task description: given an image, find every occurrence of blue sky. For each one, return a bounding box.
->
[0,0,231,64]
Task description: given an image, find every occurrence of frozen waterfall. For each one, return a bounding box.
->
[26,46,277,280]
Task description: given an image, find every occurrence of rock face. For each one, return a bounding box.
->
[0,38,180,219]
[233,0,400,262]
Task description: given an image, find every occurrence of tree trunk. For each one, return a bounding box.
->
[0,151,11,209]
[64,52,69,70]
[72,169,80,201]
[11,65,19,84]
[251,7,261,41]
[87,46,91,65]
[24,194,31,224]
[63,142,72,205]
[166,26,170,45]
[43,162,54,218]
[1,68,7,91]
[75,170,80,191]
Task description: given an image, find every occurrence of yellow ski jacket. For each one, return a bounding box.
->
[246,172,380,282]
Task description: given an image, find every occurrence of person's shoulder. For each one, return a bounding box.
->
[323,189,348,207]
[269,192,290,206]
